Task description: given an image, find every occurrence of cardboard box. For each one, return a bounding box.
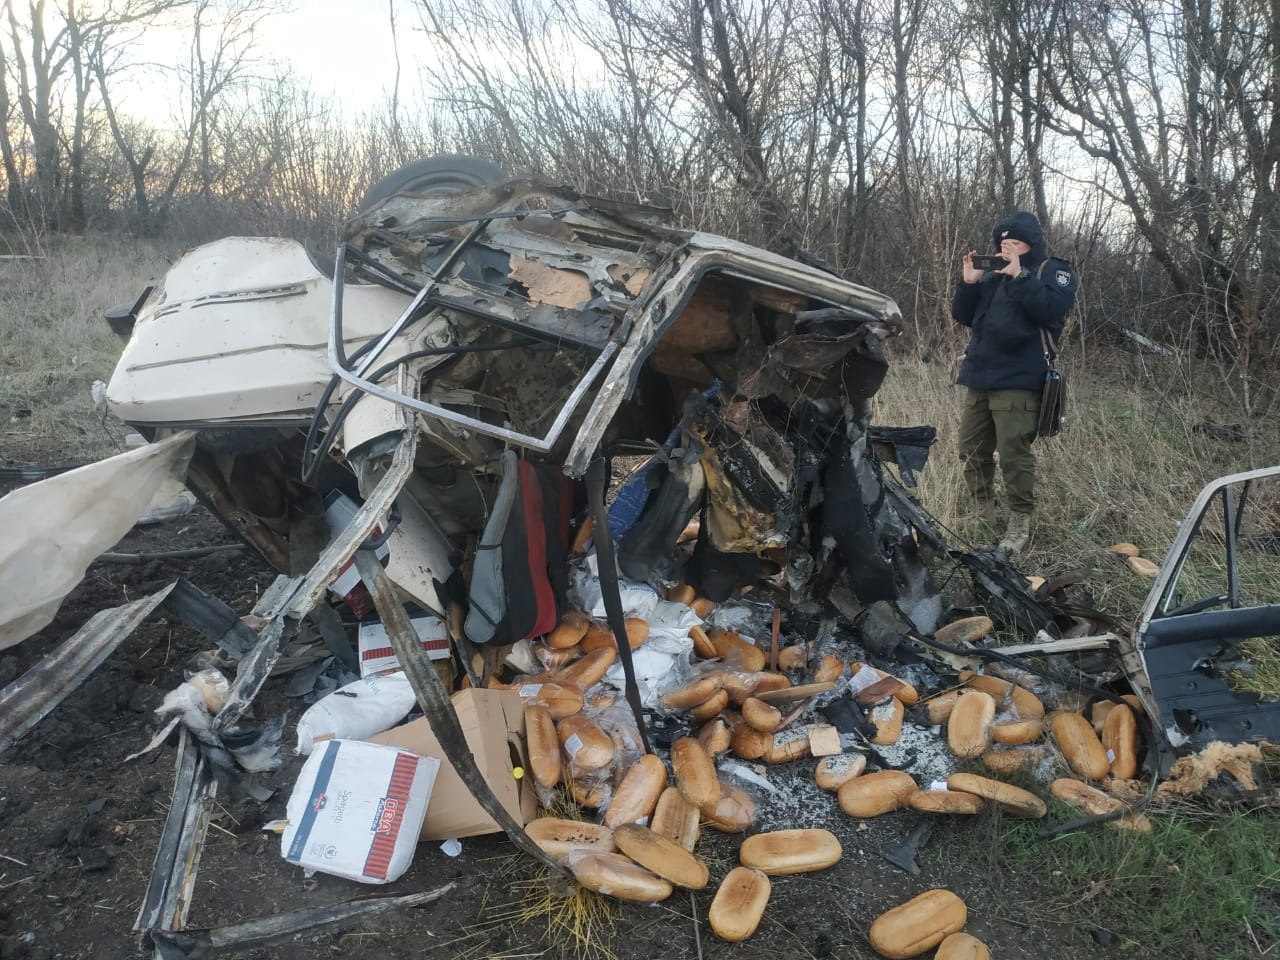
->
[368,687,537,840]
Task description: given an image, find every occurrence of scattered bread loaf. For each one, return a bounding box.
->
[567,851,673,902]
[1108,542,1140,557]
[612,823,709,889]
[708,866,771,942]
[688,624,717,658]
[671,737,720,808]
[739,828,842,875]
[762,727,812,764]
[701,784,756,832]
[558,715,614,770]
[1101,703,1140,779]
[908,790,985,815]
[1127,555,1159,577]
[604,754,667,829]
[991,719,1044,745]
[650,786,701,851]
[525,818,615,859]
[837,770,917,817]
[515,679,584,720]
[868,888,967,959]
[698,717,732,756]
[926,690,963,724]
[936,932,991,960]
[742,697,783,732]
[980,745,1046,774]
[813,654,845,684]
[870,696,905,745]
[712,631,767,671]
[934,616,992,645]
[947,772,1046,818]
[777,644,807,670]
[624,617,650,650]
[1050,778,1152,832]
[547,610,590,649]
[661,674,724,711]
[947,691,996,758]
[525,704,561,788]
[557,646,616,687]
[690,689,730,721]
[1051,712,1110,780]
[815,753,867,791]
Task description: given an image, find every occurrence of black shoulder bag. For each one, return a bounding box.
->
[1037,327,1065,439]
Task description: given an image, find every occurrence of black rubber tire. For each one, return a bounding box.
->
[358,155,507,212]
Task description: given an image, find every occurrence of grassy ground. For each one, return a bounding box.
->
[0,232,173,464]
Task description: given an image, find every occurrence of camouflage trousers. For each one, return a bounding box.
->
[958,387,1041,515]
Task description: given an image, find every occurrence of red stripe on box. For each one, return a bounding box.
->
[360,752,420,881]
[360,638,450,663]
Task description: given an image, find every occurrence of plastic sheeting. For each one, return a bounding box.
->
[0,431,195,650]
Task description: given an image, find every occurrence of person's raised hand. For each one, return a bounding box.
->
[996,251,1022,278]
[961,250,983,284]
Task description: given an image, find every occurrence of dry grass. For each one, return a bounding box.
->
[0,232,175,463]
[875,343,1280,625]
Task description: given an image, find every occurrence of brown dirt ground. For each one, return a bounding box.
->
[1,500,1097,960]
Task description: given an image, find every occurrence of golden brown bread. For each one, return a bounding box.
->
[650,786,700,851]
[701,783,756,832]
[624,617,650,650]
[934,616,993,644]
[524,704,561,788]
[547,610,591,649]
[524,818,614,859]
[908,790,986,815]
[925,689,963,724]
[712,631,766,672]
[936,932,991,960]
[661,674,725,711]
[688,624,717,659]
[742,697,783,732]
[980,746,1046,774]
[762,728,812,764]
[612,823,709,889]
[812,654,845,684]
[567,851,673,902]
[556,645,616,687]
[708,866,770,942]
[690,688,730,721]
[729,714,772,759]
[837,770,916,817]
[671,737,721,807]
[991,719,1044,745]
[604,754,667,829]
[947,772,1046,818]
[870,696,905,745]
[777,644,807,670]
[698,716,732,756]
[1049,778,1152,832]
[814,753,867,792]
[947,691,996,758]
[514,679,585,721]
[739,828,842,875]
[1051,712,1111,780]
[868,888,967,959]
[1101,704,1140,779]
[558,715,615,770]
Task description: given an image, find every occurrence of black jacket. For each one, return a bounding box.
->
[953,212,1078,393]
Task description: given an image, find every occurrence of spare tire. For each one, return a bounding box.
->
[358,155,507,212]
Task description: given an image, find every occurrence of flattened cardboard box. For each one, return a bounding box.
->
[368,687,537,840]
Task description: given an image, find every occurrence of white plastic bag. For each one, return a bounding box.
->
[295,672,418,755]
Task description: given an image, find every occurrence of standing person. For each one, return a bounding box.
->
[952,211,1077,555]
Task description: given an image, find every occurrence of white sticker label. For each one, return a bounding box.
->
[440,838,462,858]
[518,684,543,699]
[930,780,949,792]
[564,733,584,758]
[1106,749,1116,763]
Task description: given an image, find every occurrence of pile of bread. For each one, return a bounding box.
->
[510,606,1151,947]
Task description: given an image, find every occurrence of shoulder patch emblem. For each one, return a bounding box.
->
[1055,269,1072,287]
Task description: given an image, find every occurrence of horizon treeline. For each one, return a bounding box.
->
[3,0,1279,419]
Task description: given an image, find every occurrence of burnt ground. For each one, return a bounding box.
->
[3,504,1104,960]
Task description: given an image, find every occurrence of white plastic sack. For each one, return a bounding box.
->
[295,672,418,755]
[569,554,660,622]
[0,432,195,650]
[282,739,438,883]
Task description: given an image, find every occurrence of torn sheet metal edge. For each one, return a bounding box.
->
[327,240,621,454]
[213,430,416,732]
[565,247,901,478]
[135,728,218,937]
[0,583,176,756]
[150,884,456,960]
[353,549,569,878]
